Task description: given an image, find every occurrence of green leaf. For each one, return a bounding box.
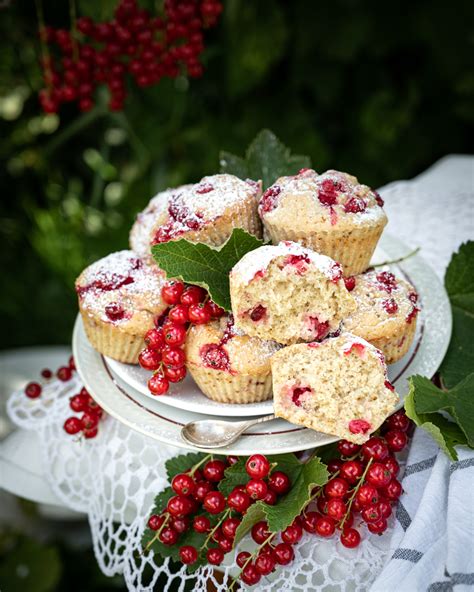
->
[165,452,208,482]
[151,228,265,311]
[264,457,328,533]
[0,539,61,592]
[233,502,267,544]
[220,129,311,189]
[440,242,474,388]
[404,376,472,461]
[444,242,474,314]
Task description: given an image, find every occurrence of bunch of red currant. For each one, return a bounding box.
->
[63,386,106,439]
[144,410,412,586]
[139,279,224,396]
[38,0,223,114]
[23,355,106,440]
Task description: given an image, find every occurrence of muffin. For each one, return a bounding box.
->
[185,315,281,404]
[272,333,399,444]
[342,270,420,363]
[131,174,262,260]
[129,185,192,260]
[229,241,356,345]
[76,250,168,363]
[258,168,387,276]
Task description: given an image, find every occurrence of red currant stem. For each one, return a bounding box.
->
[143,512,170,555]
[372,247,420,269]
[202,508,231,551]
[339,457,374,529]
[34,0,52,89]
[230,532,277,591]
[189,453,213,477]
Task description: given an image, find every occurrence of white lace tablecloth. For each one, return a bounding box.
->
[3,155,474,591]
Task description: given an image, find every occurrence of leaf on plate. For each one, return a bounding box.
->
[165,452,208,482]
[404,375,474,461]
[440,241,474,388]
[220,129,311,190]
[151,228,265,311]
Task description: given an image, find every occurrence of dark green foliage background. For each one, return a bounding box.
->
[1,0,473,348]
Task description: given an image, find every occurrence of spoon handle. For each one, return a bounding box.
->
[239,413,276,431]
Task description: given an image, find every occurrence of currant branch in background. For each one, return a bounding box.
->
[37,0,223,114]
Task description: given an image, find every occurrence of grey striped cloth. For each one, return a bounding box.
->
[370,429,474,592]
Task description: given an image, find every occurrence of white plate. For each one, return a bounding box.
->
[73,233,452,455]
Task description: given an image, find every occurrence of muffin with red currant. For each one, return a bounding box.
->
[229,241,355,345]
[185,315,281,404]
[129,185,192,260]
[272,332,399,444]
[258,168,387,276]
[76,250,167,364]
[131,174,262,259]
[342,270,420,363]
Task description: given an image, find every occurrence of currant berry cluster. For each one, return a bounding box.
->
[144,411,412,585]
[145,453,292,578]
[38,0,223,114]
[63,386,106,440]
[139,279,224,396]
[24,355,76,399]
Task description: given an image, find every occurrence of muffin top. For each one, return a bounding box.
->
[76,250,167,334]
[129,185,192,259]
[258,168,387,231]
[185,315,281,375]
[230,240,344,286]
[343,270,420,341]
[144,174,261,246]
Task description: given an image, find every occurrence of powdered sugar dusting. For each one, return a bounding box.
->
[76,250,166,324]
[231,241,341,284]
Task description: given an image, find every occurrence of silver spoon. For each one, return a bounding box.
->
[181,414,276,449]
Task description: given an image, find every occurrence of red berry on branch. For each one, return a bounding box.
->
[377,498,392,518]
[236,551,251,568]
[162,346,186,368]
[255,551,275,576]
[281,522,303,544]
[159,527,178,545]
[57,366,73,381]
[206,547,224,565]
[366,462,392,488]
[272,542,294,565]
[327,458,344,474]
[172,473,195,496]
[263,489,277,505]
[337,440,361,457]
[227,489,251,513]
[240,563,261,586]
[179,545,198,565]
[180,286,206,306]
[64,417,82,435]
[171,516,190,534]
[81,411,99,431]
[340,527,361,548]
[385,430,408,452]
[324,478,349,499]
[356,484,380,507]
[203,491,226,514]
[138,347,162,370]
[340,460,364,484]
[193,481,213,501]
[41,368,53,379]
[367,517,388,534]
[384,456,400,478]
[208,301,225,318]
[246,479,268,500]
[327,498,347,521]
[268,471,291,494]
[84,426,98,439]
[218,536,233,553]
[164,323,187,346]
[203,459,226,482]
[162,280,184,305]
[222,517,240,539]
[188,302,212,324]
[251,520,270,544]
[164,366,187,383]
[148,373,169,395]
[245,454,270,479]
[382,479,403,501]
[301,511,320,534]
[79,98,94,112]
[361,504,384,523]
[25,382,42,398]
[361,437,389,462]
[145,327,165,350]
[385,410,410,433]
[167,495,193,518]
[315,515,336,537]
[168,304,189,324]
[193,514,211,533]
[147,514,165,531]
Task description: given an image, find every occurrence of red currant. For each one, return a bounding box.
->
[362,503,384,523]
[385,430,408,452]
[263,489,277,505]
[383,479,403,500]
[240,563,261,586]
[327,458,344,474]
[226,455,239,466]
[168,304,189,324]
[171,473,195,496]
[245,454,270,479]
[272,542,294,565]
[144,327,165,350]
[340,527,361,548]
[179,545,198,565]
[84,427,98,439]
[315,515,336,537]
[367,517,388,534]
[255,551,276,576]
[227,489,251,513]
[25,382,42,399]
[337,440,361,457]
[203,491,226,514]
[162,346,186,368]
[236,551,251,568]
[193,515,211,533]
[208,301,225,318]
[148,373,169,395]
[317,496,329,514]
[171,517,190,534]
[366,462,392,488]
[147,514,165,531]
[222,517,240,539]
[377,499,392,518]
[193,481,213,501]
[188,302,212,324]
[138,347,162,370]
[302,511,319,533]
[218,536,233,553]
[361,437,389,462]
[159,527,178,545]
[251,520,270,544]
[356,484,380,507]
[203,459,226,482]
[281,522,303,544]
[162,280,184,305]
[385,410,410,432]
[324,478,349,498]
[57,366,73,381]
[167,495,193,518]
[268,471,291,494]
[180,285,206,306]
[246,479,268,500]
[206,547,224,565]
[164,323,187,346]
[164,365,187,383]
[80,411,99,431]
[41,368,53,379]
[69,393,89,412]
[384,456,400,478]
[63,417,82,435]
[327,498,347,521]
[340,460,364,484]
